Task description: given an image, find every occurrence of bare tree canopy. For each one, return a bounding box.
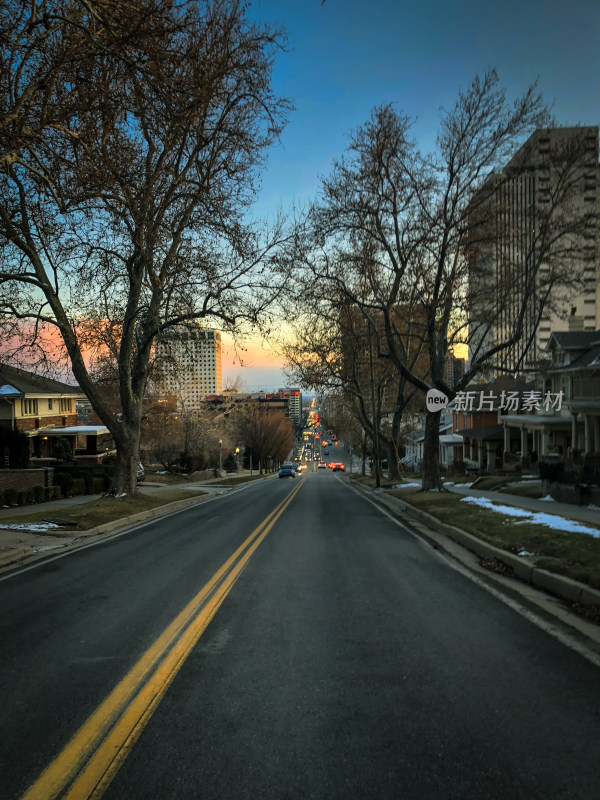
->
[0,0,292,493]
[287,71,593,489]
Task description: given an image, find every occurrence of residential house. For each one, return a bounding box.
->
[0,364,112,465]
[402,412,457,472]
[450,377,533,473]
[499,331,600,466]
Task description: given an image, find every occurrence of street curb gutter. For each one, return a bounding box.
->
[360,485,600,609]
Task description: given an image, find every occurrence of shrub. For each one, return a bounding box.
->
[223,453,238,473]
[34,485,45,503]
[0,428,30,468]
[4,487,17,506]
[71,477,86,496]
[92,477,104,494]
[52,437,73,463]
[76,470,93,493]
[54,472,74,497]
[539,460,565,483]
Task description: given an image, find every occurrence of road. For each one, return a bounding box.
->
[1,464,599,799]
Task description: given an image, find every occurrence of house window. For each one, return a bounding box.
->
[48,399,53,411]
[21,398,38,415]
[59,399,71,413]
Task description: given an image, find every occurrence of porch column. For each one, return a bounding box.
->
[521,426,527,455]
[503,425,510,452]
[540,428,548,456]
[584,414,591,454]
[571,413,578,452]
[486,443,494,472]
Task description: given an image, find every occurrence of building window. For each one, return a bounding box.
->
[21,398,38,415]
[59,399,71,413]
[48,399,53,410]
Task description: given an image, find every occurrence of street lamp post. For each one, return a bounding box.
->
[235,447,240,472]
[219,439,222,475]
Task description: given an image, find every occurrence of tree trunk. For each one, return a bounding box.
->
[107,424,141,496]
[387,440,401,481]
[421,410,443,490]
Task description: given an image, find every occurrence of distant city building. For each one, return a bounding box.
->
[154,326,222,410]
[469,126,599,375]
[444,355,466,389]
[278,388,302,426]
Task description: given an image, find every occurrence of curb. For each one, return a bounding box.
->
[358,483,600,609]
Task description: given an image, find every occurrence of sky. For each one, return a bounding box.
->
[220,0,600,391]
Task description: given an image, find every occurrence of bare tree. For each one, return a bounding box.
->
[241,403,294,474]
[0,0,291,494]
[283,300,426,482]
[291,72,591,489]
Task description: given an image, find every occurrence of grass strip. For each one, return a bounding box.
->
[0,489,202,532]
[388,486,600,590]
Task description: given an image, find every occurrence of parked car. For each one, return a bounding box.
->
[279,463,296,478]
[137,462,146,482]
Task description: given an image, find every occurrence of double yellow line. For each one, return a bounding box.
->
[22,478,305,800]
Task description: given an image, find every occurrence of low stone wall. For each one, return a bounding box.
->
[0,468,54,492]
[549,482,600,507]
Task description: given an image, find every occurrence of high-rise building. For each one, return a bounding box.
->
[278,388,302,426]
[154,325,222,410]
[468,126,599,375]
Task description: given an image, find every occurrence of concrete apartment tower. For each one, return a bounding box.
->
[154,325,222,410]
[468,126,599,375]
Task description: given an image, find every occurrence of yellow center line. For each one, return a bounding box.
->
[21,478,305,800]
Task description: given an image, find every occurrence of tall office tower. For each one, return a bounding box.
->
[468,126,599,375]
[278,388,302,426]
[154,326,222,410]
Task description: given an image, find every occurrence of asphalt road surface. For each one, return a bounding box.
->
[1,468,599,799]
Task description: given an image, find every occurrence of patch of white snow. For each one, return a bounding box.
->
[460,495,600,537]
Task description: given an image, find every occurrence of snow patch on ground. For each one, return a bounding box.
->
[392,482,421,489]
[0,522,62,533]
[460,496,600,537]
[539,495,555,502]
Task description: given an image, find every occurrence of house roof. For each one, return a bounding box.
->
[546,330,600,351]
[563,345,600,370]
[36,426,109,435]
[0,364,82,397]
[460,424,520,442]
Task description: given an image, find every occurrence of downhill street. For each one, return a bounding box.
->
[1,468,599,799]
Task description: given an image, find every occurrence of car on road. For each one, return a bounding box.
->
[318,461,326,469]
[329,462,345,472]
[279,463,296,478]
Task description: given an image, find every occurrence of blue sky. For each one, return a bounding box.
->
[246,0,599,218]
[223,0,600,390]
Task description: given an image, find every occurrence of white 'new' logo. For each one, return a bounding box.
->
[426,388,449,412]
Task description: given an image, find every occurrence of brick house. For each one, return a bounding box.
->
[0,364,112,464]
